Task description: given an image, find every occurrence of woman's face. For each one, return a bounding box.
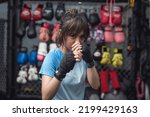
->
[63,32,85,51]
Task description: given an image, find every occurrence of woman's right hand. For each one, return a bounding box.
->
[72,42,83,61]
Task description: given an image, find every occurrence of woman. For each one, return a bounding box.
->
[39,9,100,100]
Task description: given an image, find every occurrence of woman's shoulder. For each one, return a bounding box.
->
[47,48,64,59]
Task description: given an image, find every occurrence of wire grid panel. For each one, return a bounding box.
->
[16,80,41,97]
[0,19,8,93]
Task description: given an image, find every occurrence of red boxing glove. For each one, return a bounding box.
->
[20,3,31,21]
[100,5,109,25]
[112,6,122,26]
[32,3,43,21]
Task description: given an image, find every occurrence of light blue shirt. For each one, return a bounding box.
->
[39,48,87,100]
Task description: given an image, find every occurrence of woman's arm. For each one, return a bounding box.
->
[87,66,100,90]
[42,75,61,100]
[41,50,77,100]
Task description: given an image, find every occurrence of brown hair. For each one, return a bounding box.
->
[56,9,89,46]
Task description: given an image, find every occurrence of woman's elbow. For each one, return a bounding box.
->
[91,82,100,90]
[41,90,51,100]
[42,93,49,100]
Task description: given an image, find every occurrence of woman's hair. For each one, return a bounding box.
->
[56,9,89,46]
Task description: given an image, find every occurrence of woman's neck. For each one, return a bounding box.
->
[59,46,69,54]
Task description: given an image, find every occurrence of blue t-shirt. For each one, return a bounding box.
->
[39,48,87,100]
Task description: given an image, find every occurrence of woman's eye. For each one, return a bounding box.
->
[80,36,85,41]
[70,35,76,39]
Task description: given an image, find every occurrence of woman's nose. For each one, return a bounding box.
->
[75,37,81,43]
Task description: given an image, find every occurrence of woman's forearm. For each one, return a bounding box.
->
[42,76,61,100]
[87,66,100,89]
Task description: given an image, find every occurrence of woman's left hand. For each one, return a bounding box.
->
[72,42,83,61]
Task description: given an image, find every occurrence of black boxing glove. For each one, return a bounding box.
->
[55,51,76,81]
[89,8,100,27]
[42,2,54,20]
[82,44,94,68]
[16,20,28,38]
[79,8,88,22]
[27,20,36,39]
[55,3,65,21]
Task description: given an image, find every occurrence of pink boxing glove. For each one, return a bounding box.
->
[52,23,60,42]
[39,22,50,42]
[104,25,114,43]
[114,26,125,43]
[37,42,47,61]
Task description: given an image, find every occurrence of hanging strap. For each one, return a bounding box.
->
[135,75,145,99]
[109,0,113,26]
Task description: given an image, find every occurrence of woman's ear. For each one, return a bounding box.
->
[59,29,61,35]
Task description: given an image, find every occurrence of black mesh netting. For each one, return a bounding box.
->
[0,19,7,94]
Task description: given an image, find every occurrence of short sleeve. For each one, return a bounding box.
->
[39,49,63,78]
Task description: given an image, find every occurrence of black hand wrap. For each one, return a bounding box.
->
[82,44,94,68]
[55,51,76,81]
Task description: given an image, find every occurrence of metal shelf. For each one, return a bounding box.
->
[22,0,128,3]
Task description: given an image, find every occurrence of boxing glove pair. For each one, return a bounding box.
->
[16,19,36,39]
[21,3,43,21]
[17,46,38,65]
[104,25,125,43]
[100,46,123,67]
[100,1,122,26]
